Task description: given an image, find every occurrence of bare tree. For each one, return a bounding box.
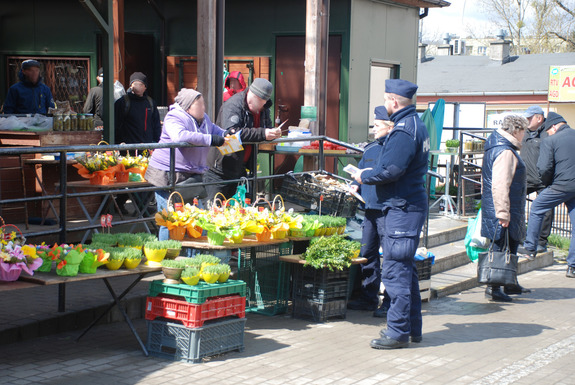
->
[480,0,529,51]
[550,0,575,49]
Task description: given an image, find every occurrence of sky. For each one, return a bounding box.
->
[420,0,494,41]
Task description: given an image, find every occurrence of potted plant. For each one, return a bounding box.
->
[180,266,201,286]
[201,264,221,284]
[73,152,119,185]
[116,233,144,250]
[122,247,144,269]
[56,245,87,276]
[105,249,125,270]
[182,257,203,269]
[445,139,460,153]
[194,254,221,272]
[79,247,109,273]
[91,233,117,246]
[217,264,231,283]
[162,239,183,259]
[143,241,168,266]
[134,232,158,244]
[35,244,53,272]
[161,259,186,283]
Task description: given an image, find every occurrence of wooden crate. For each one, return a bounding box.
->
[420,279,431,302]
[0,130,102,147]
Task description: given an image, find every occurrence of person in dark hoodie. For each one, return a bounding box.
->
[83,67,104,127]
[518,105,553,253]
[114,72,161,144]
[3,59,55,114]
[522,112,575,278]
[223,71,247,102]
[203,78,281,201]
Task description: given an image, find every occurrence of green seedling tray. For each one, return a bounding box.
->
[148,279,247,304]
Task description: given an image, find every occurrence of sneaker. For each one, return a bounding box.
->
[520,249,536,261]
[373,304,388,318]
[566,266,575,278]
[537,245,548,253]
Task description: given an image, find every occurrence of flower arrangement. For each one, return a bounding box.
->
[51,244,86,276]
[0,240,42,281]
[116,153,149,182]
[79,247,110,273]
[74,152,119,185]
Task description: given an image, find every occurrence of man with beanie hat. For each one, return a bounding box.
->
[347,105,394,317]
[146,88,228,240]
[114,71,161,144]
[3,59,55,114]
[83,67,104,127]
[522,112,575,278]
[518,105,553,253]
[353,78,429,349]
[204,78,281,201]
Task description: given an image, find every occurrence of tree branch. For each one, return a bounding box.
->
[554,0,575,18]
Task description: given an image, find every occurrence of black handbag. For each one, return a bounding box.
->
[477,229,519,286]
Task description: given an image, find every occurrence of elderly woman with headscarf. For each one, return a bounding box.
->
[481,114,531,302]
[146,88,227,240]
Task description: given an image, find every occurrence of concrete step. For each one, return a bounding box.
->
[430,250,555,299]
[428,241,469,274]
[421,214,468,249]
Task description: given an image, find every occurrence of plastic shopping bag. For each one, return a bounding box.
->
[464,210,488,263]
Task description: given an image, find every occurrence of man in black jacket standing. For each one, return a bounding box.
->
[204,78,281,201]
[520,105,553,253]
[522,112,575,278]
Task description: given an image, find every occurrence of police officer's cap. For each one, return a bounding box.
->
[385,79,418,99]
[374,106,390,121]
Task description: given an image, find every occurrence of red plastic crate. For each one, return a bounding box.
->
[145,295,246,328]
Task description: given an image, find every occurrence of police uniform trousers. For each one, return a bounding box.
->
[379,203,427,342]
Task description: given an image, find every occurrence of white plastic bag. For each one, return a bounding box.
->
[113,80,126,101]
[470,209,489,248]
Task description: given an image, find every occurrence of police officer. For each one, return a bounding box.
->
[348,106,394,316]
[353,79,430,349]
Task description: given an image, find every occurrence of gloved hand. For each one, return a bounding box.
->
[224,128,237,137]
[210,134,225,147]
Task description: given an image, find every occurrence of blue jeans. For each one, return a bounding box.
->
[524,187,575,267]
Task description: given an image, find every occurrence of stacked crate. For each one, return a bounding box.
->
[415,258,433,302]
[237,242,293,315]
[291,265,350,322]
[145,279,247,363]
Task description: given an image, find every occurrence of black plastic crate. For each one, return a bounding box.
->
[280,174,358,217]
[292,298,347,322]
[237,242,293,316]
[146,317,246,363]
[415,258,432,281]
[292,264,349,302]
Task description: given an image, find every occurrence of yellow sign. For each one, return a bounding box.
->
[549,65,575,102]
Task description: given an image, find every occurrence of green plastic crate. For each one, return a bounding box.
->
[148,279,246,304]
[238,242,292,316]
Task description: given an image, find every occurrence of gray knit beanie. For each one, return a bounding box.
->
[175,88,202,111]
[249,78,273,101]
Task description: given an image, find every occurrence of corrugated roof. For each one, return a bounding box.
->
[393,0,450,7]
[418,52,575,95]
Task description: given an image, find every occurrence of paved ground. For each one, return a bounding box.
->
[1,260,574,385]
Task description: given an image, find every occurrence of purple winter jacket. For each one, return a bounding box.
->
[148,103,225,174]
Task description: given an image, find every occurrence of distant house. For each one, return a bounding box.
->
[416,38,575,127]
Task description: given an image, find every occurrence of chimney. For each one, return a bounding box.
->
[489,29,511,64]
[437,33,452,56]
[418,43,428,63]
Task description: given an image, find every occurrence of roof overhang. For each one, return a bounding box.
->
[391,0,450,8]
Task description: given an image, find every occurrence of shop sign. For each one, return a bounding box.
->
[549,65,575,102]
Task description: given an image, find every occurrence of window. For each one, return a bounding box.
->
[7,56,90,113]
[368,60,399,127]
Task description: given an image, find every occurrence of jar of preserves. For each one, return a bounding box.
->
[85,114,94,131]
[62,114,71,131]
[53,114,63,131]
[78,114,86,131]
[70,113,78,131]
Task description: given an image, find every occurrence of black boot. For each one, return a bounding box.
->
[504,284,531,295]
[485,286,512,302]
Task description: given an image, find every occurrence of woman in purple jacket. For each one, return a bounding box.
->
[145,88,227,240]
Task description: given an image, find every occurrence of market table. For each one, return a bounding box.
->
[19,265,162,356]
[65,180,154,243]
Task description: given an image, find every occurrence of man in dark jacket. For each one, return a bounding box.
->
[353,79,430,349]
[83,67,104,127]
[522,112,575,278]
[3,59,55,114]
[519,105,553,253]
[204,78,281,201]
[114,72,161,144]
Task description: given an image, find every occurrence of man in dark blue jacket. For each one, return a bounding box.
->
[353,79,430,349]
[3,60,55,114]
[522,112,575,278]
[347,106,394,316]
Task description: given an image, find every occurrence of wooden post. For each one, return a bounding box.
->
[197,0,217,119]
[113,0,125,86]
